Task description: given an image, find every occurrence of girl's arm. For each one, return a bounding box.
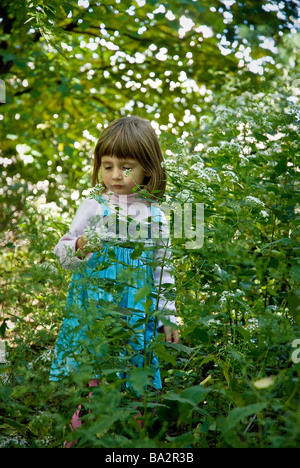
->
[54,198,101,269]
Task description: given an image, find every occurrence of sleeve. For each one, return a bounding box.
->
[152,209,178,330]
[53,198,100,269]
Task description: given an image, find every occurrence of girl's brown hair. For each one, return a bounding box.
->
[92,116,167,200]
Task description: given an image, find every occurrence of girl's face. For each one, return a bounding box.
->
[100,155,149,195]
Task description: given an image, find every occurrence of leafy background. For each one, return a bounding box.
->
[0,0,300,448]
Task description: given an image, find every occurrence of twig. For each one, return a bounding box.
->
[244,413,257,434]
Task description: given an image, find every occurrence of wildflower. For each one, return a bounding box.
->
[220,289,244,304]
[222,170,239,183]
[245,196,265,208]
[37,201,62,216]
[177,189,194,202]
[193,167,221,183]
[220,140,242,154]
[220,290,235,304]
[84,224,107,248]
[207,146,219,154]
[190,160,205,171]
[240,156,250,166]
[89,184,105,199]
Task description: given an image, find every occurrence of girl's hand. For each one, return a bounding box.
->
[76,234,89,258]
[76,234,102,259]
[76,234,102,258]
[164,326,179,344]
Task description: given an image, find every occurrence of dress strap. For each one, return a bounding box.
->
[91,194,111,217]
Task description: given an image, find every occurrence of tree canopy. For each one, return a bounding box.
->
[1,0,299,220]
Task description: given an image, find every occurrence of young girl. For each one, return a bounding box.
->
[50,116,178,393]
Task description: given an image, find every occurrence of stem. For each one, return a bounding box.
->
[264,212,276,307]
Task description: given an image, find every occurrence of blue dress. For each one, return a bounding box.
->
[50,194,162,390]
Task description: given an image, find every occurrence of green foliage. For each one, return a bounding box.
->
[1,0,300,449]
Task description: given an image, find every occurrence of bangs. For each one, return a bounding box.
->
[97,123,143,162]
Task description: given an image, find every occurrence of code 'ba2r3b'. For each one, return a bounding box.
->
[149,452,194,463]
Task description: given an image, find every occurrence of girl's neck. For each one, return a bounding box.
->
[102,190,151,205]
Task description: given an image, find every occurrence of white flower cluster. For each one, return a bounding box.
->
[222,170,239,183]
[245,196,265,208]
[220,140,242,154]
[124,169,132,177]
[194,167,221,183]
[177,189,195,202]
[190,160,205,171]
[206,146,219,154]
[214,105,235,122]
[240,155,250,166]
[84,224,108,249]
[89,184,105,199]
[220,289,244,304]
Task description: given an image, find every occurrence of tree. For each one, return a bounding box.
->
[0,0,299,231]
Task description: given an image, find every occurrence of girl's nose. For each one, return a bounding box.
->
[112,167,123,180]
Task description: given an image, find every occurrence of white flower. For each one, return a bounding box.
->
[220,140,242,154]
[245,196,265,208]
[240,156,250,166]
[84,225,107,248]
[207,146,219,154]
[222,170,239,183]
[37,201,62,216]
[220,289,244,304]
[190,160,205,171]
[177,189,194,202]
[194,168,221,183]
[220,291,235,304]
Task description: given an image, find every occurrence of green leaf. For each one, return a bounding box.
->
[130,242,144,260]
[291,266,300,283]
[154,343,177,365]
[0,319,8,339]
[134,284,151,305]
[221,403,267,435]
[164,385,210,408]
[166,342,195,355]
[128,367,153,395]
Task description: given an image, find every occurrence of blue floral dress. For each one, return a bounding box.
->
[50,194,162,390]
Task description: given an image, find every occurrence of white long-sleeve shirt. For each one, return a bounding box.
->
[54,191,177,327]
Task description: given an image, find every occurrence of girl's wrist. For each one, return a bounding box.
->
[76,236,82,251]
[76,236,88,258]
[76,234,102,258]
